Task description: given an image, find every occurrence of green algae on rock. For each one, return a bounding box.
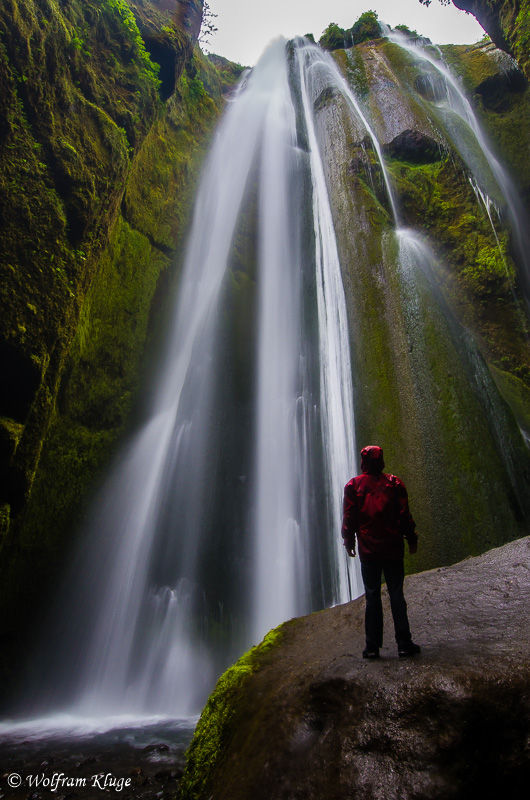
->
[179,626,285,800]
[0,0,163,522]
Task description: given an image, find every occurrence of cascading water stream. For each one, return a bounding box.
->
[382,24,530,303]
[293,40,359,606]
[302,42,400,225]
[468,175,529,338]
[396,226,526,504]
[9,38,362,729]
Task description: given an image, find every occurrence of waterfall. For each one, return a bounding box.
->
[6,30,529,739]
[293,40,359,610]
[24,38,361,723]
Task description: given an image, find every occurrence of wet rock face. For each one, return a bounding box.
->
[452,1,530,80]
[174,0,204,40]
[414,73,448,102]
[476,66,528,111]
[0,0,204,532]
[357,43,443,146]
[383,129,443,163]
[180,537,530,800]
[0,0,201,459]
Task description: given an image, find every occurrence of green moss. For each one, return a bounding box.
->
[489,363,530,435]
[0,417,25,471]
[333,46,370,99]
[513,0,530,77]
[440,44,530,193]
[124,49,221,249]
[206,54,246,94]
[18,212,177,552]
[380,37,437,87]
[440,43,499,95]
[100,0,161,89]
[388,156,527,327]
[179,626,285,800]
[344,220,529,568]
[0,504,10,543]
[0,0,163,485]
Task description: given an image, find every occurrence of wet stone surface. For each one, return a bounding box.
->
[182,537,530,800]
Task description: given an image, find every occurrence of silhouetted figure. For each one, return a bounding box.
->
[342,445,420,660]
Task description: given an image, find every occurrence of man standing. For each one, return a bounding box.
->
[342,445,420,660]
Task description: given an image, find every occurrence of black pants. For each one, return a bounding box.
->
[360,560,412,649]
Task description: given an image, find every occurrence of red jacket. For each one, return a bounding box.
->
[342,446,417,563]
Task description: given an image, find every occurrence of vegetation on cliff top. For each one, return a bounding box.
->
[319,11,381,51]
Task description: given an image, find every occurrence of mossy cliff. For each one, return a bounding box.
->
[0,0,237,685]
[309,35,530,572]
[452,0,530,80]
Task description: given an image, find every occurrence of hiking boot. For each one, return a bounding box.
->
[398,642,421,657]
[362,647,380,660]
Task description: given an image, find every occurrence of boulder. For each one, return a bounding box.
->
[180,536,530,800]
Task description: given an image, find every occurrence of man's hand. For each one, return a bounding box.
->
[346,547,356,558]
[408,540,417,555]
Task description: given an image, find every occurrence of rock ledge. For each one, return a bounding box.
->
[180,537,530,800]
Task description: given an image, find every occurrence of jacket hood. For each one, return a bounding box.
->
[360,445,385,475]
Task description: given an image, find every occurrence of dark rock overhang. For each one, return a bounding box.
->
[127,0,204,100]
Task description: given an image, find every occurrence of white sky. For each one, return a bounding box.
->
[206,1,485,66]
